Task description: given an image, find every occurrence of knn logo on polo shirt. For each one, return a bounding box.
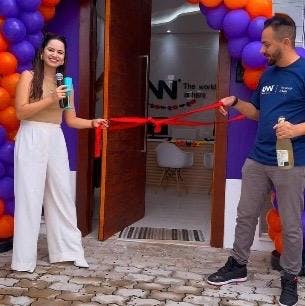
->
[262,85,275,94]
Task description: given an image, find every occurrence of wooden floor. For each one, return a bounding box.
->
[146,140,214,194]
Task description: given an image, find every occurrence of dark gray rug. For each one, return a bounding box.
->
[119,226,205,242]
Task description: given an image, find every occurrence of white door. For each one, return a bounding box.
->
[223,179,274,252]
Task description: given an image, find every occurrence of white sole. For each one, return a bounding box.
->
[207,276,248,286]
[279,301,297,306]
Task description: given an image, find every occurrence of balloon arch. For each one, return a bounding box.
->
[0,0,305,244]
[0,0,61,239]
[187,0,305,91]
[186,0,305,257]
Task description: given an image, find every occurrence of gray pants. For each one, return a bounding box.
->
[231,158,305,275]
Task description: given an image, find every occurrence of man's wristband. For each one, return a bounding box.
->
[232,96,239,107]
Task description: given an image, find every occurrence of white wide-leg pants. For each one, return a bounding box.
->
[12,120,88,272]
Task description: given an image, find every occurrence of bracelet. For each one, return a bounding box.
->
[91,120,95,128]
[231,96,239,107]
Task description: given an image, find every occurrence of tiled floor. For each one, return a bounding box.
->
[130,186,211,243]
[93,186,211,243]
[1,230,294,306]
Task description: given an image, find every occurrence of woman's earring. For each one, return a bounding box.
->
[40,54,43,60]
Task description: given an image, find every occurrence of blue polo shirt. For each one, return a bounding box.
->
[248,57,305,166]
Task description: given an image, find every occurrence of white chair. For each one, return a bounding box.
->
[155,142,193,191]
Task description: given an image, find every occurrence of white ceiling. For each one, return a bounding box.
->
[151,0,215,34]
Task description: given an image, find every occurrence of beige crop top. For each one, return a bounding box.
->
[27,81,65,124]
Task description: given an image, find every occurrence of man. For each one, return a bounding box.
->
[207,14,305,306]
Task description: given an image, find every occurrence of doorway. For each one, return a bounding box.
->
[80,0,229,247]
[92,0,105,236]
[120,0,219,244]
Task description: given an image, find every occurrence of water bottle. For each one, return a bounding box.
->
[276,116,294,169]
[63,77,73,109]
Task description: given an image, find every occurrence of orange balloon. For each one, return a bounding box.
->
[0,73,20,97]
[0,33,8,52]
[8,129,18,141]
[39,5,56,21]
[186,0,199,3]
[0,200,5,218]
[0,215,14,239]
[0,106,19,131]
[274,233,283,254]
[267,227,277,241]
[224,0,249,9]
[0,52,17,76]
[246,0,273,19]
[199,0,223,8]
[266,207,278,221]
[243,68,264,90]
[41,0,61,6]
[0,87,11,111]
[266,208,282,233]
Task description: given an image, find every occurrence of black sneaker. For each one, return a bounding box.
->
[207,256,247,286]
[279,272,298,306]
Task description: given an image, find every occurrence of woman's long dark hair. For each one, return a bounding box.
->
[30,32,67,101]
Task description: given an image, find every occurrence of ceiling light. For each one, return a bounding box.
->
[152,4,200,26]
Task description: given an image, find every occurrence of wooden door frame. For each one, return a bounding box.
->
[210,33,231,248]
[76,1,231,245]
[76,0,96,236]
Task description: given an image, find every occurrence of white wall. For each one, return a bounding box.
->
[149,32,219,139]
[273,0,304,46]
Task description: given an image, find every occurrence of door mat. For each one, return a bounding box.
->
[119,226,205,242]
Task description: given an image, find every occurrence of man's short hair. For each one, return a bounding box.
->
[264,13,296,46]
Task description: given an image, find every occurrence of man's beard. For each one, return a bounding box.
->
[267,57,276,66]
[266,49,281,66]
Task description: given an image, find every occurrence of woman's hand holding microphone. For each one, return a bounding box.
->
[49,85,68,105]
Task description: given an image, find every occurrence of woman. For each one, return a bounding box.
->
[12,33,108,272]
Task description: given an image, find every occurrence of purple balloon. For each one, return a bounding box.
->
[6,165,14,178]
[4,199,14,216]
[199,3,209,15]
[223,9,250,39]
[17,61,33,73]
[228,37,250,59]
[16,0,41,12]
[0,126,7,147]
[27,31,43,49]
[248,17,266,41]
[205,4,228,31]
[20,11,44,34]
[296,47,305,58]
[0,177,14,200]
[242,41,267,69]
[0,0,19,17]
[0,141,14,165]
[0,162,5,178]
[11,40,35,64]
[3,18,27,43]
[272,190,278,209]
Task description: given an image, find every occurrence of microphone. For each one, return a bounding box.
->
[55,72,67,108]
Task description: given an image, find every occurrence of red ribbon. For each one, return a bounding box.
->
[94,101,245,158]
